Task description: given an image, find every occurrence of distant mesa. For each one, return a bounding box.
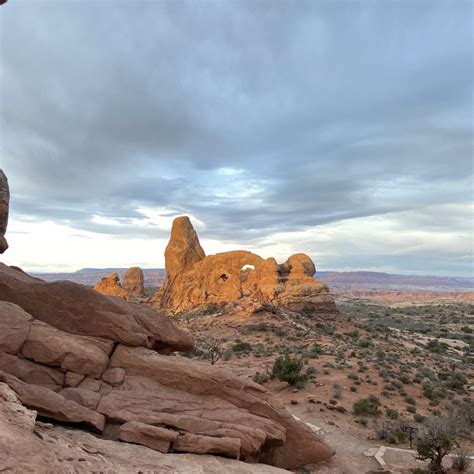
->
[153,216,337,313]
[94,267,148,301]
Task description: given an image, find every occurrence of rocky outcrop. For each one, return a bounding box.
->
[0,173,334,470]
[0,170,9,254]
[153,216,336,312]
[0,269,334,469]
[0,263,193,353]
[94,267,148,301]
[94,272,129,299]
[0,382,291,473]
[123,266,147,296]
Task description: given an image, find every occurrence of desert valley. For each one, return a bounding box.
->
[0,170,472,474]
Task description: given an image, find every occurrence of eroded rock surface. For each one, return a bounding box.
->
[0,173,334,471]
[94,267,148,301]
[123,266,147,296]
[0,170,9,254]
[153,216,337,312]
[0,265,334,469]
[94,272,129,299]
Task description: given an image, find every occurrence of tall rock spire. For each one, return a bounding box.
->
[164,216,205,279]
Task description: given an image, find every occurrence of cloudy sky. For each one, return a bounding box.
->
[0,0,472,275]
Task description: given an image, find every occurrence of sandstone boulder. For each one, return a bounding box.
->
[0,383,60,472]
[21,320,113,377]
[0,352,64,390]
[173,433,241,458]
[0,170,9,254]
[0,262,194,352]
[93,272,129,299]
[0,371,106,432]
[123,266,147,296]
[0,301,33,354]
[118,421,178,453]
[60,387,101,410]
[153,216,337,313]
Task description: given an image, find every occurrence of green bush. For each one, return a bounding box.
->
[353,395,381,417]
[252,372,269,385]
[272,356,307,386]
[386,408,399,419]
[452,449,471,471]
[232,339,252,353]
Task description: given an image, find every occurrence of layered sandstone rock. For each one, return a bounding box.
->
[123,266,147,296]
[0,173,334,470]
[0,263,193,352]
[0,265,334,469]
[94,267,148,300]
[0,382,290,474]
[0,170,9,254]
[94,272,129,299]
[153,216,336,312]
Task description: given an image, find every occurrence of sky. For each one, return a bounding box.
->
[0,0,472,275]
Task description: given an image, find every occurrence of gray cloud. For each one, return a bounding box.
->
[0,0,472,274]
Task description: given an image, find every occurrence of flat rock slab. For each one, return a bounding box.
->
[118,421,178,453]
[0,301,32,354]
[21,320,113,377]
[173,433,241,459]
[0,352,64,390]
[0,371,105,433]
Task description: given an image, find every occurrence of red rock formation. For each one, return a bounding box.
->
[123,266,147,296]
[94,268,148,300]
[0,175,334,470]
[153,216,336,313]
[0,170,9,254]
[93,272,129,299]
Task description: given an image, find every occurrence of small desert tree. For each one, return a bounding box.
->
[272,355,307,386]
[415,416,460,473]
[197,337,225,365]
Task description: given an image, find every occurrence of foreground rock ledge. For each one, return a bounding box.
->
[0,267,335,469]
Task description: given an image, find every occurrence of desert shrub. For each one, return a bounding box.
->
[350,386,357,392]
[399,373,411,384]
[309,342,325,356]
[416,416,460,473]
[411,469,429,474]
[405,395,417,406]
[386,408,399,419]
[452,449,471,471]
[272,356,307,386]
[332,382,342,399]
[414,414,426,423]
[245,322,268,332]
[358,339,371,348]
[253,372,269,385]
[445,372,467,391]
[306,366,317,376]
[426,339,448,354]
[200,303,220,315]
[407,405,417,414]
[194,337,225,365]
[353,395,381,417]
[232,339,252,354]
[375,421,408,444]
